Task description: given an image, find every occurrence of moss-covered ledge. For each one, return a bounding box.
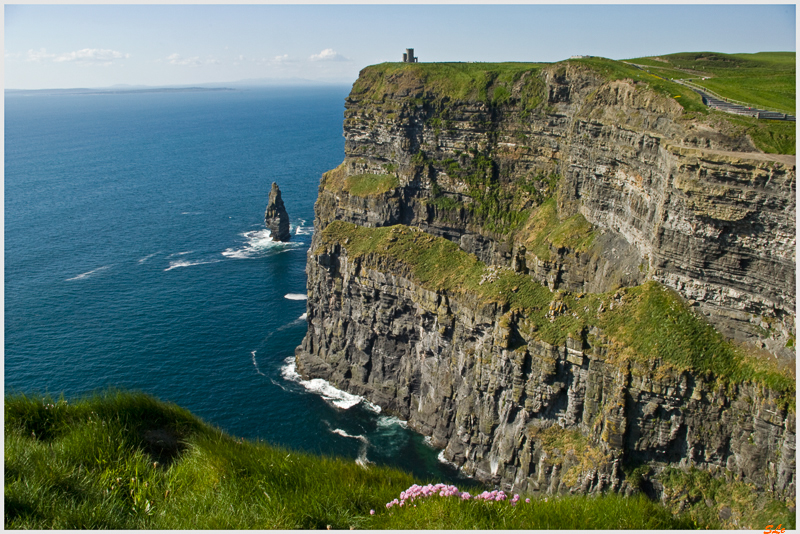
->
[317,221,795,406]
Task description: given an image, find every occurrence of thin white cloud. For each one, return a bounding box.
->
[166,53,202,67]
[274,54,291,63]
[309,48,348,62]
[54,48,130,66]
[26,48,56,62]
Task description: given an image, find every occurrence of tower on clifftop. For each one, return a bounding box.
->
[402,48,417,63]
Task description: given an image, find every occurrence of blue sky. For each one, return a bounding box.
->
[4,4,796,89]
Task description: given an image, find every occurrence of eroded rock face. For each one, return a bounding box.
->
[265,182,291,242]
[296,246,795,498]
[295,62,795,500]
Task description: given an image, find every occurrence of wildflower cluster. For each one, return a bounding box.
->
[384,483,530,511]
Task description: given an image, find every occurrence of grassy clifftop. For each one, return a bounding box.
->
[350,62,548,112]
[5,390,705,529]
[626,51,796,114]
[350,55,795,154]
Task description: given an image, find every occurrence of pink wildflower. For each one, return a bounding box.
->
[525,498,530,504]
[370,510,375,516]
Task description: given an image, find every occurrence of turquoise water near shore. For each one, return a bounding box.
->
[5,87,468,484]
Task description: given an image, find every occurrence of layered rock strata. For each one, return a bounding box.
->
[295,60,795,501]
[265,182,291,242]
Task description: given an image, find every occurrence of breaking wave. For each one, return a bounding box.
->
[437,449,458,468]
[377,415,408,429]
[222,228,303,259]
[65,265,112,281]
[164,259,222,271]
[280,357,380,412]
[284,293,307,300]
[137,252,160,264]
[222,229,275,259]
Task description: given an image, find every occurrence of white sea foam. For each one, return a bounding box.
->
[164,259,222,271]
[299,312,308,320]
[332,429,372,468]
[137,252,160,264]
[332,428,368,442]
[65,265,112,281]
[181,211,203,215]
[437,449,458,468]
[377,416,408,429]
[222,228,304,259]
[251,350,265,377]
[167,251,194,258]
[284,293,307,301]
[281,357,377,410]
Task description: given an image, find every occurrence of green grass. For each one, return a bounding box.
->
[658,467,796,530]
[6,390,702,529]
[318,222,794,405]
[521,198,597,261]
[343,174,399,197]
[711,114,797,155]
[570,56,708,112]
[351,62,547,111]
[626,52,796,114]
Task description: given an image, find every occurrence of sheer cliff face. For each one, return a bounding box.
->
[296,62,795,500]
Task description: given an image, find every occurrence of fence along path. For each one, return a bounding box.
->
[623,62,796,122]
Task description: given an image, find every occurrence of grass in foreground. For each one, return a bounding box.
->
[6,390,700,529]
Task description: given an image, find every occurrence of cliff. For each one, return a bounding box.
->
[295,59,796,515]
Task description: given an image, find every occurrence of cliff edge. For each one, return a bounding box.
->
[295,59,795,518]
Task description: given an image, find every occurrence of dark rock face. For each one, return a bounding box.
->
[296,245,796,499]
[295,62,795,501]
[265,182,291,242]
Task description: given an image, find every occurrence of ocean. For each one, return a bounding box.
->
[4,87,467,484]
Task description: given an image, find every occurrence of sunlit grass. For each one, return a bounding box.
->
[6,390,712,529]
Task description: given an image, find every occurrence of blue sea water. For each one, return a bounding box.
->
[5,87,467,484]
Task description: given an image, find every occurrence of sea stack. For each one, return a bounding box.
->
[264,182,291,242]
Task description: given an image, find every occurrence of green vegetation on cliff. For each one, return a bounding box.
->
[6,391,703,529]
[344,173,399,197]
[626,51,796,114]
[351,62,547,111]
[569,56,708,113]
[319,222,794,404]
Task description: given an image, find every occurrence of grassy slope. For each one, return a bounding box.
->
[344,174,399,197]
[319,221,794,405]
[5,391,700,529]
[626,51,796,114]
[351,62,547,109]
[570,56,708,113]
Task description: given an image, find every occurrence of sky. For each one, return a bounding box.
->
[4,3,797,90]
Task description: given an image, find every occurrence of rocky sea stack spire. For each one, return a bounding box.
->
[264,182,291,242]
